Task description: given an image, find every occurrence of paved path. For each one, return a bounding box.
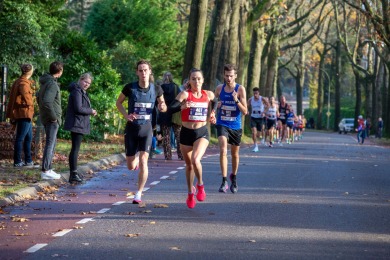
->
[1,131,390,259]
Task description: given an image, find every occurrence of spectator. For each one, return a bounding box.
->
[38,61,64,180]
[6,64,37,167]
[377,117,383,139]
[64,73,97,184]
[356,115,366,144]
[158,72,183,160]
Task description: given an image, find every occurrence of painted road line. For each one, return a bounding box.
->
[150,181,160,185]
[25,243,48,253]
[97,208,110,214]
[160,176,169,179]
[169,171,177,174]
[112,201,126,206]
[143,187,150,192]
[126,195,134,199]
[53,229,73,237]
[177,167,185,170]
[76,218,94,224]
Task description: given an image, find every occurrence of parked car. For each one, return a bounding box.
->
[338,118,355,134]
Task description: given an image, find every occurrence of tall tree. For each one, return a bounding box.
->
[202,0,229,90]
[182,0,208,81]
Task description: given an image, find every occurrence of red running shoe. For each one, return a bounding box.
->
[196,183,206,201]
[186,193,196,208]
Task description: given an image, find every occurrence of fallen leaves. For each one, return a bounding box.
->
[153,204,169,208]
[125,233,140,238]
[11,215,29,222]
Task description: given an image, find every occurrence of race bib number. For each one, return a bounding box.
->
[189,102,208,121]
[134,102,153,120]
[221,105,237,121]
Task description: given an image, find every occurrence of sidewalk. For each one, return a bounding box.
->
[0,153,126,207]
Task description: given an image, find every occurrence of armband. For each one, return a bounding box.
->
[168,99,182,114]
[210,97,219,112]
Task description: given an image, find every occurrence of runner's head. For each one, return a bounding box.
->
[136,59,152,83]
[188,68,204,91]
[223,64,237,86]
[252,87,260,98]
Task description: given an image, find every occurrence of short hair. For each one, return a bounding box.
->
[252,87,259,92]
[20,64,33,75]
[136,59,152,71]
[78,72,93,84]
[224,64,237,74]
[49,61,64,75]
[163,71,173,84]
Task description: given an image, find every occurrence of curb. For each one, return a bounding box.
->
[0,153,126,208]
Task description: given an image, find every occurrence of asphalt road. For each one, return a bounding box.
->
[2,131,390,259]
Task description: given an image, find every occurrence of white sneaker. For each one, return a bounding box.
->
[41,170,61,180]
[261,139,265,145]
[252,146,259,152]
[133,192,142,204]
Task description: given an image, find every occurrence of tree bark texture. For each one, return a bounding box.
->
[182,0,208,82]
[202,0,229,90]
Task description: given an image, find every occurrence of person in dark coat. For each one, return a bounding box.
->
[64,73,97,184]
[158,72,183,160]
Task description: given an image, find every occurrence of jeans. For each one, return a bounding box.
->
[357,130,365,144]
[14,119,32,164]
[69,132,83,173]
[42,122,59,171]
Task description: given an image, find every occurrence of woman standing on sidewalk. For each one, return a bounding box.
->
[169,68,216,208]
[64,73,97,184]
[6,64,36,167]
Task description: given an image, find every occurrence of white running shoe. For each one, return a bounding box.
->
[252,146,259,152]
[41,169,61,180]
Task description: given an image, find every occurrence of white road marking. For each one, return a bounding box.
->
[24,243,48,253]
[112,201,126,205]
[177,167,185,170]
[97,208,110,214]
[160,176,169,179]
[76,218,94,224]
[150,181,160,185]
[143,187,150,192]
[169,171,177,174]
[126,195,134,199]
[53,229,73,237]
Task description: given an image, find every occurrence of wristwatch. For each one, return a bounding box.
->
[235,99,240,104]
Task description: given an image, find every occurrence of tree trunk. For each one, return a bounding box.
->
[296,44,305,115]
[247,25,264,91]
[226,0,241,65]
[202,0,229,90]
[237,0,248,85]
[264,30,279,97]
[182,0,208,82]
[316,52,325,130]
[353,70,362,125]
[259,31,272,94]
[334,40,341,131]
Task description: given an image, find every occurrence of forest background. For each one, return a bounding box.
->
[0,0,389,140]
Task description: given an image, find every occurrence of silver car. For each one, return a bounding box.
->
[338,118,355,134]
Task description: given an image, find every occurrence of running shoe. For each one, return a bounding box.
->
[186,193,196,208]
[229,173,238,193]
[13,162,25,167]
[269,142,273,148]
[24,161,40,168]
[41,170,61,180]
[133,192,142,204]
[252,145,259,152]
[261,139,265,145]
[196,183,206,201]
[218,180,229,193]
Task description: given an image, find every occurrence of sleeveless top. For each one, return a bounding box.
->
[216,83,242,130]
[250,96,264,118]
[181,90,209,122]
[279,103,288,120]
[127,82,156,125]
[267,106,277,120]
